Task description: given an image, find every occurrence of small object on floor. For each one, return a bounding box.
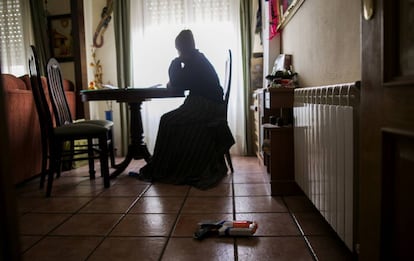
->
[194,220,258,240]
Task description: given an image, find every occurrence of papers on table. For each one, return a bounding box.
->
[101,83,167,89]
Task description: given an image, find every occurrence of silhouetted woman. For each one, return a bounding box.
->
[139,29,234,189]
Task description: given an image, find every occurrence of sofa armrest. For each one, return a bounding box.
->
[4,89,42,184]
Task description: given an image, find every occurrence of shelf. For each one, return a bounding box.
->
[263,126,301,195]
[264,88,294,109]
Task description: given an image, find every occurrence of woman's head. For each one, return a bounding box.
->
[175,29,195,55]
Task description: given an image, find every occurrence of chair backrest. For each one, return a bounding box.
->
[28,45,54,136]
[223,49,232,116]
[46,58,73,126]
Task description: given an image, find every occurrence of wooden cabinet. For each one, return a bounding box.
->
[264,87,294,126]
[262,124,300,195]
[252,88,294,158]
[252,87,300,195]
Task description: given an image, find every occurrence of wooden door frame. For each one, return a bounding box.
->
[71,0,87,119]
[360,0,414,259]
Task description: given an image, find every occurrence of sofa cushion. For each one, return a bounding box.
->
[1,74,27,91]
[63,79,74,91]
[4,81,42,183]
[19,74,31,90]
[2,73,78,184]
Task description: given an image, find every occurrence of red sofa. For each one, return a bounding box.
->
[1,73,76,184]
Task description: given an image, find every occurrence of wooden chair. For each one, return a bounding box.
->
[46,57,116,170]
[28,45,110,197]
[223,49,234,172]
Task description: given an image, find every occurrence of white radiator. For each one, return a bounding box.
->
[293,82,359,250]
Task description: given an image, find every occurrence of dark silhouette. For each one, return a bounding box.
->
[139,29,235,189]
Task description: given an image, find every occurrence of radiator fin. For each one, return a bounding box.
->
[293,82,359,251]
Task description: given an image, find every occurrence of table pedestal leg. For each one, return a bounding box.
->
[110,102,152,178]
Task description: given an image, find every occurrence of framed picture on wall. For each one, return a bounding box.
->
[48,14,73,61]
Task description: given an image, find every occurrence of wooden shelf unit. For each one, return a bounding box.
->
[252,87,301,195]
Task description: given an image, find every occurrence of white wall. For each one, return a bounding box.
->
[47,0,75,84]
[261,0,281,88]
[84,0,122,154]
[280,0,361,87]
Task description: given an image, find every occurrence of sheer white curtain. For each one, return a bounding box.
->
[129,0,245,155]
[0,0,33,75]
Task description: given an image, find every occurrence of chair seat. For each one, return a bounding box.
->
[54,123,108,138]
[75,119,114,129]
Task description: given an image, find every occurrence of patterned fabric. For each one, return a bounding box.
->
[140,95,235,189]
[269,0,280,39]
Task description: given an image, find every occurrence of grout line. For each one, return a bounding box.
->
[21,189,99,254]
[231,171,236,220]
[283,197,319,261]
[85,181,151,260]
[302,235,319,261]
[18,158,350,260]
[124,183,152,214]
[231,170,238,260]
[158,185,191,260]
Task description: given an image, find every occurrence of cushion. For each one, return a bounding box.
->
[19,74,31,90]
[63,79,75,91]
[1,74,27,91]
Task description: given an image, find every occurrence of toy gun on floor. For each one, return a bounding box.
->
[194,220,258,240]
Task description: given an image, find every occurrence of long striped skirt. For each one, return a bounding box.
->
[140,95,235,189]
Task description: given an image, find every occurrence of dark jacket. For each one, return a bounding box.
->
[168,49,224,103]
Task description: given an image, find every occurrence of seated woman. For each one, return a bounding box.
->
[139,29,235,189]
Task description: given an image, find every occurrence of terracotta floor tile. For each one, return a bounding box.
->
[162,237,234,261]
[235,196,287,213]
[22,236,102,261]
[110,213,177,236]
[144,184,191,196]
[233,171,269,184]
[79,197,137,213]
[283,195,319,213]
[129,196,185,213]
[233,183,271,196]
[15,184,46,198]
[19,236,42,252]
[110,174,149,185]
[19,213,71,235]
[50,213,122,236]
[307,235,354,261]
[29,197,93,213]
[293,212,334,236]
[48,176,90,187]
[88,237,167,261]
[15,181,39,196]
[237,237,314,261]
[77,176,105,186]
[231,156,263,171]
[17,197,51,214]
[181,197,233,214]
[16,156,354,259]
[97,183,149,197]
[172,213,234,237]
[188,183,233,197]
[51,184,105,197]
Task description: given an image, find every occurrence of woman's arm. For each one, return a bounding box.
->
[168,58,186,93]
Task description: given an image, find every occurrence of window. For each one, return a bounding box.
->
[0,0,31,75]
[131,0,237,86]
[130,0,245,154]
